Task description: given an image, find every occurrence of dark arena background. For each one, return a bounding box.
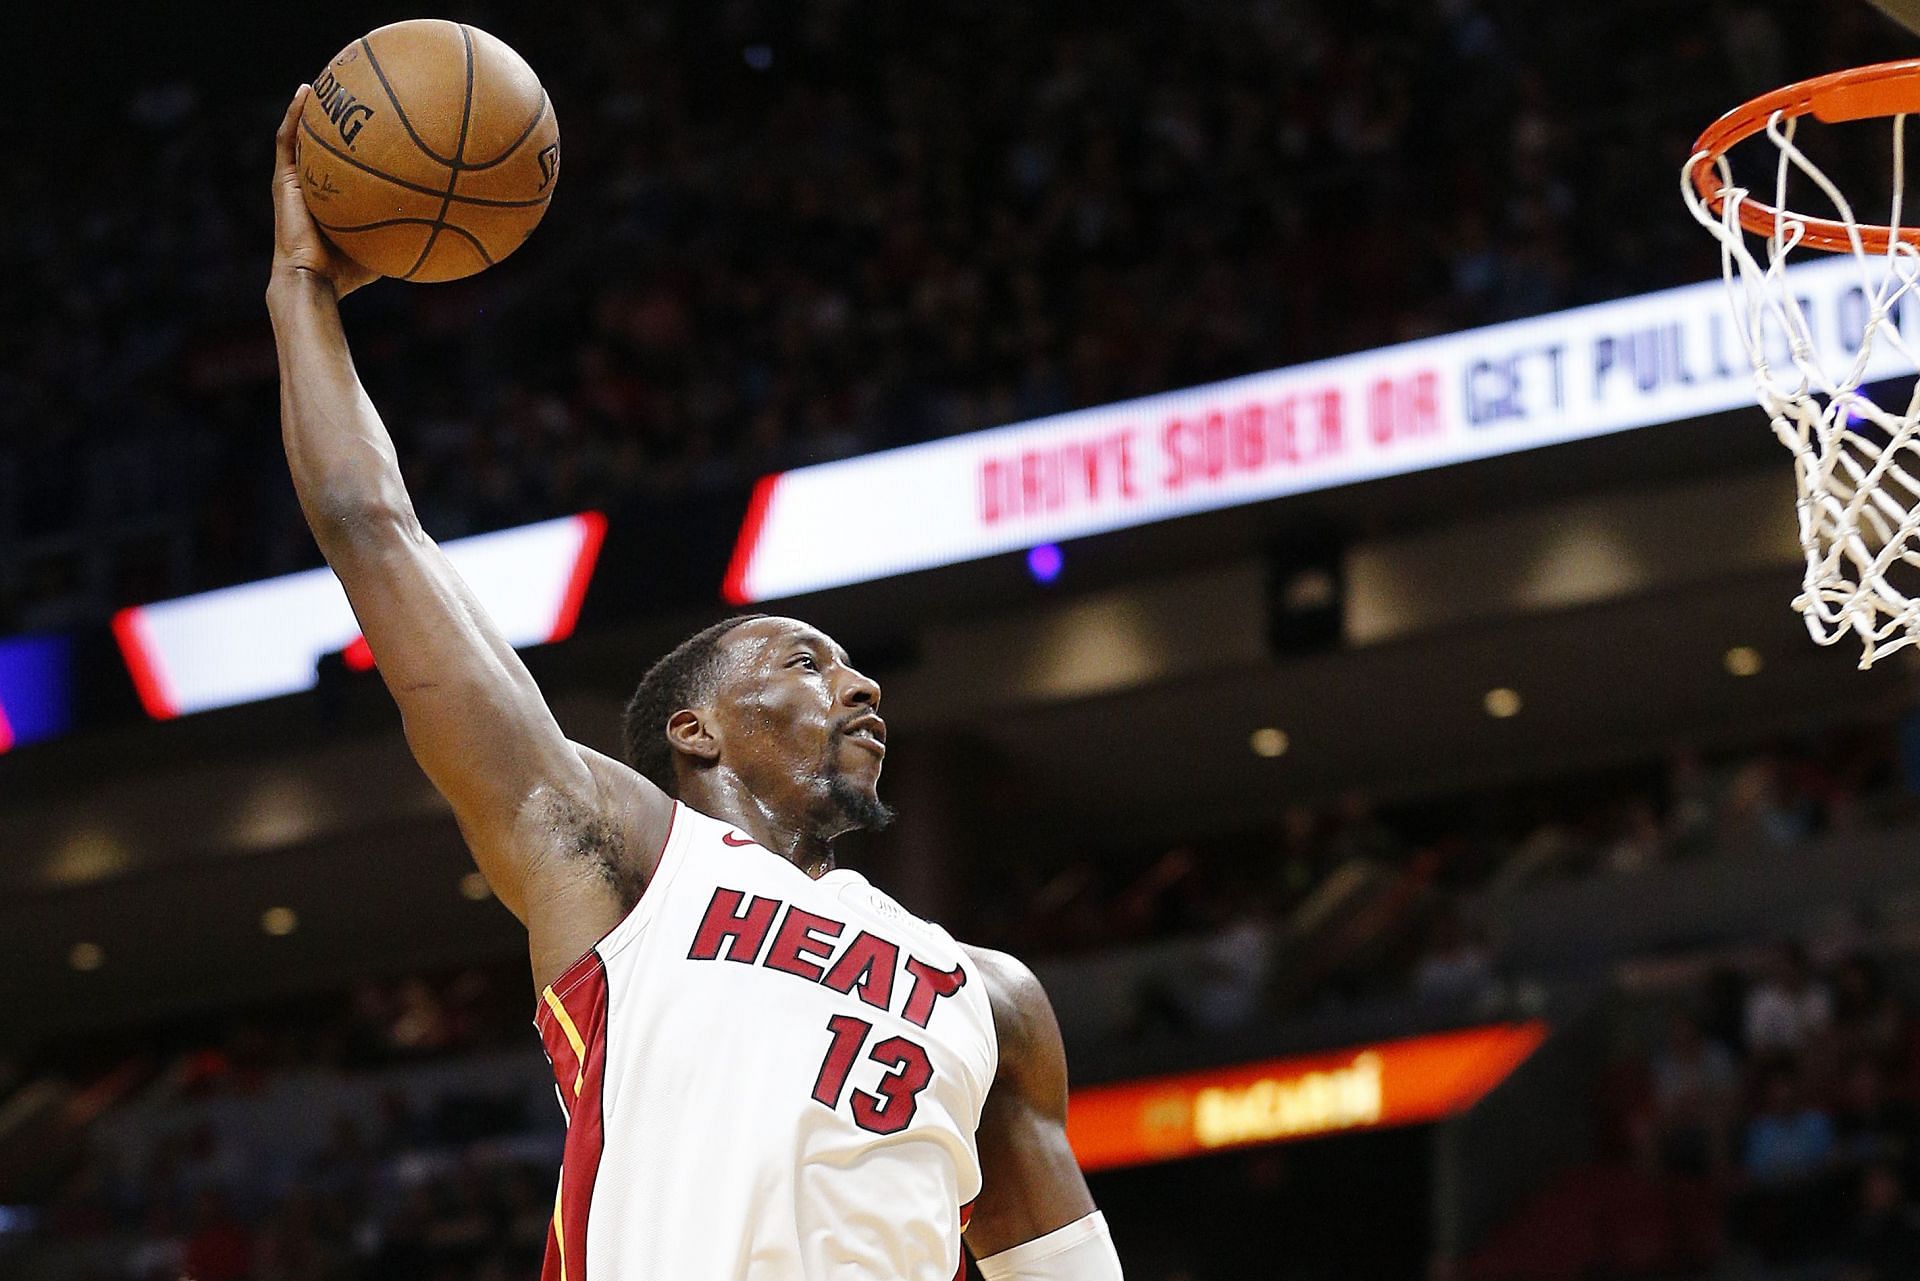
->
[16,1,1920,1278]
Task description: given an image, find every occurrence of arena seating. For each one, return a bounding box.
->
[0,0,1880,631]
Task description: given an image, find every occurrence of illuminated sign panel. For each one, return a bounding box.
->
[0,634,74,752]
[113,512,606,720]
[1065,1022,1547,1172]
[725,256,1905,602]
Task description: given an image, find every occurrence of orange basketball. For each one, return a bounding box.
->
[296,20,560,283]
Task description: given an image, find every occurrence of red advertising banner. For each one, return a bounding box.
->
[1067,1022,1548,1172]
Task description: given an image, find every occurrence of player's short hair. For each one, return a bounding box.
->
[622,614,768,795]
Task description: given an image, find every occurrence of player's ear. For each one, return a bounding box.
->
[666,708,721,766]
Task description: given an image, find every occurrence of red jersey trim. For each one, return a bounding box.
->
[540,953,611,1281]
[954,1199,977,1280]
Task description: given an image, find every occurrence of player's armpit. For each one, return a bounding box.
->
[963,948,1117,1275]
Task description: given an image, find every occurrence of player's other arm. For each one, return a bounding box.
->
[263,87,671,978]
[965,947,1123,1280]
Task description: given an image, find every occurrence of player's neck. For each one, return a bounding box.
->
[684,774,840,878]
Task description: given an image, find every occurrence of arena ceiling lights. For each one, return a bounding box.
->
[724,256,1898,604]
[113,512,606,720]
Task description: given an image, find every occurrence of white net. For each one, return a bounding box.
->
[1683,110,1920,667]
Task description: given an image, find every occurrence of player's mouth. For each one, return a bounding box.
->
[841,714,887,757]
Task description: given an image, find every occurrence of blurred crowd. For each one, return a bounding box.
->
[1473,940,1920,1281]
[20,1048,560,1281]
[977,728,1904,956]
[0,0,1886,631]
[963,723,1908,1040]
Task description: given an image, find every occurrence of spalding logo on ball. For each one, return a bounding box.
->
[310,67,375,147]
[296,19,559,282]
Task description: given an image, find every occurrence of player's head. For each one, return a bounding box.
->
[623,615,892,839]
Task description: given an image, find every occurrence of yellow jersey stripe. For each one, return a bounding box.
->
[543,985,589,1098]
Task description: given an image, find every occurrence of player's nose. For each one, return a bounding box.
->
[841,668,881,709]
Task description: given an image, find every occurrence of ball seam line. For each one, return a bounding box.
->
[402,23,480,281]
[310,215,496,266]
[358,30,459,169]
[465,91,551,172]
[296,119,551,207]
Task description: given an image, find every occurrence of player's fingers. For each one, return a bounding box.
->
[273,86,309,177]
[273,94,320,244]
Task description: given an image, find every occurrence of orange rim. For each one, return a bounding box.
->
[1690,58,1920,253]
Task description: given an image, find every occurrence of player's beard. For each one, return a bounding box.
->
[822,744,895,834]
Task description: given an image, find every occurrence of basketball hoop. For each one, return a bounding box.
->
[1685,59,1920,667]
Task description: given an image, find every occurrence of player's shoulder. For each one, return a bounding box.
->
[960,944,1044,1005]
[959,944,1060,1075]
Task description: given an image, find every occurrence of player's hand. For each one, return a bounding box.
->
[270,85,379,298]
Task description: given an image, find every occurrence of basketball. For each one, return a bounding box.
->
[296,20,559,283]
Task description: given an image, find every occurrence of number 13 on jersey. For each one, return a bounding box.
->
[812,1014,934,1136]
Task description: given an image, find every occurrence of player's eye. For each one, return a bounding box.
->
[788,654,817,670]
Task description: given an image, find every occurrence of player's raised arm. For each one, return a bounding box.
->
[263,86,671,979]
[965,947,1124,1280]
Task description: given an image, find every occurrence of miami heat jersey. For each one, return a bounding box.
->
[535,802,999,1281]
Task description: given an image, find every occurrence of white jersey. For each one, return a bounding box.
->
[536,802,999,1281]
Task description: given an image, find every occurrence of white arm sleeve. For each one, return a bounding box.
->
[974,1212,1122,1281]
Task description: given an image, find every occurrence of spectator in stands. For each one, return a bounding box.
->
[386,979,453,1057]
[1125,880,1273,1040]
[1717,756,1807,854]
[1744,1066,1837,1187]
[1177,888,1274,1036]
[1651,1011,1738,1176]
[1413,908,1497,1007]
[1665,748,1720,861]
[1494,815,1583,890]
[1745,943,1835,1056]
[1601,798,1665,875]
[1742,1065,1845,1261]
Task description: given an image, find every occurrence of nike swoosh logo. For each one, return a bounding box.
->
[721,832,757,848]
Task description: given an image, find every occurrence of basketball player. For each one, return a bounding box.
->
[266,87,1122,1281]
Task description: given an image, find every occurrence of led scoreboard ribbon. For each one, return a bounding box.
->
[113,512,606,720]
[724,255,1913,603]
